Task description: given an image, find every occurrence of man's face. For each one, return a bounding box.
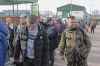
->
[36,18,40,23]
[6,18,12,24]
[67,18,79,28]
[39,16,44,22]
[20,17,26,26]
[49,21,54,25]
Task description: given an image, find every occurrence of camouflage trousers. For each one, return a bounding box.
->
[65,49,88,66]
[66,59,88,66]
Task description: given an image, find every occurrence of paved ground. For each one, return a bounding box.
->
[54,25,100,66]
[87,25,100,66]
[6,25,100,66]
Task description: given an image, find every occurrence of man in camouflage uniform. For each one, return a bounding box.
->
[59,16,92,66]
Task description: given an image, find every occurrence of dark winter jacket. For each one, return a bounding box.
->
[0,22,8,66]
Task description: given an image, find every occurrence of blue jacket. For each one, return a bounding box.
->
[0,22,8,66]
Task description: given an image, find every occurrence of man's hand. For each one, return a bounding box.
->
[56,48,64,56]
[56,48,65,60]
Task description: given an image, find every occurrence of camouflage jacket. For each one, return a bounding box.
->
[59,28,92,60]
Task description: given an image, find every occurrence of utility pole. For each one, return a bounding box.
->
[31,0,39,16]
[70,0,72,16]
[16,0,19,16]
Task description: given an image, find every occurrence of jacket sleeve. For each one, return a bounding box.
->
[59,32,66,50]
[0,23,8,66]
[79,32,92,59]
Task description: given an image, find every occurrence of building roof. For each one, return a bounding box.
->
[0,10,31,16]
[0,0,37,5]
[57,4,86,11]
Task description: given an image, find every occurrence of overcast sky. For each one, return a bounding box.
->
[0,0,99,13]
[39,0,100,13]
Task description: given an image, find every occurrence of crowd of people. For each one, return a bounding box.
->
[0,16,64,66]
[0,15,93,66]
